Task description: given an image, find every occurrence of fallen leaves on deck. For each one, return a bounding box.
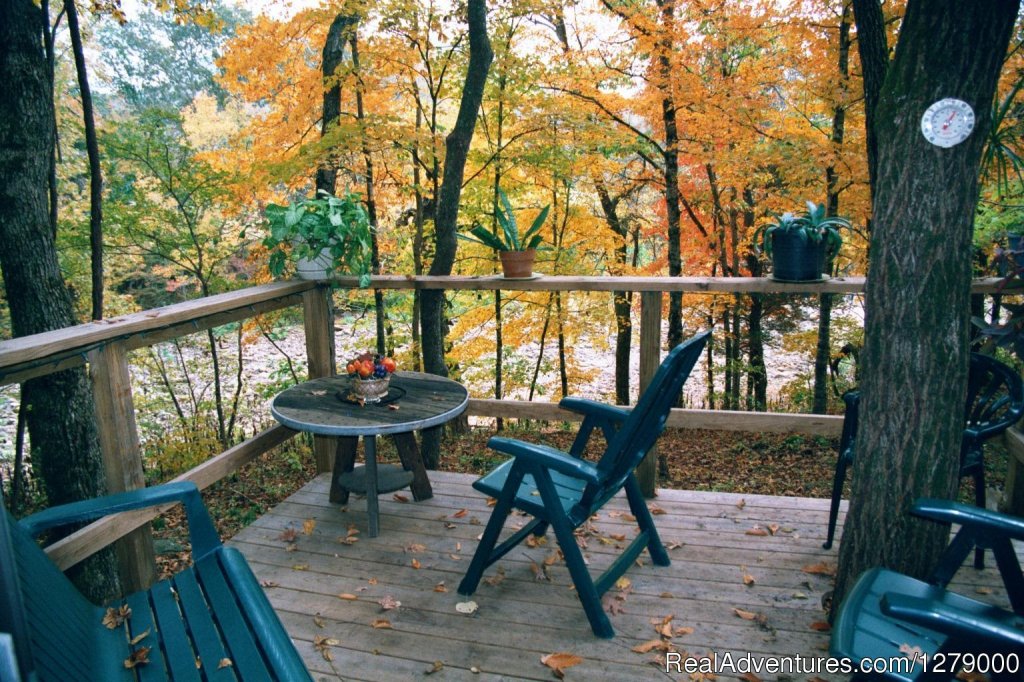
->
[129,628,150,645]
[541,652,582,679]
[424,660,444,674]
[123,647,151,669]
[313,635,338,661]
[371,618,393,629]
[802,562,837,577]
[455,601,479,614]
[302,518,316,535]
[218,658,233,669]
[378,595,401,611]
[393,493,409,502]
[103,604,131,629]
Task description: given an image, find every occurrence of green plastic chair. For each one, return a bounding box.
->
[823,353,1024,566]
[831,500,1024,681]
[0,482,310,681]
[457,330,710,638]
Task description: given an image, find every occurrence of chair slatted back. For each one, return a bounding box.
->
[1,493,120,682]
[581,331,709,511]
[965,353,1024,432]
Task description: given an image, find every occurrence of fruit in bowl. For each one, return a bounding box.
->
[345,353,397,403]
[345,353,397,380]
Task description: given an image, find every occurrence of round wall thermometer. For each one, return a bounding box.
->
[920,98,975,148]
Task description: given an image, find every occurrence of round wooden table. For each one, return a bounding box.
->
[271,371,469,536]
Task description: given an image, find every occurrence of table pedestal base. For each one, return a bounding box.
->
[329,433,432,537]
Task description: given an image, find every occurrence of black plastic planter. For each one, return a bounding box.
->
[770,230,826,282]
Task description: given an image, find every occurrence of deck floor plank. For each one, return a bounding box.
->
[230,471,1016,681]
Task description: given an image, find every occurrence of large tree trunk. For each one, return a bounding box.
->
[833,0,1017,613]
[0,0,118,601]
[420,0,492,468]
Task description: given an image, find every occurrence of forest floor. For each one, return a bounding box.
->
[153,424,1009,577]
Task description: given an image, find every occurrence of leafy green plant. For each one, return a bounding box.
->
[459,189,549,252]
[756,201,850,259]
[262,190,373,286]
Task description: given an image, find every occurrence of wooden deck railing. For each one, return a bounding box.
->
[0,275,1012,587]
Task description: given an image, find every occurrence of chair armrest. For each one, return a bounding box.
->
[881,593,1024,648]
[488,437,602,485]
[559,398,630,424]
[21,481,222,560]
[911,499,1024,542]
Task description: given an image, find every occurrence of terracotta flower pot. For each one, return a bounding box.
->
[499,249,536,278]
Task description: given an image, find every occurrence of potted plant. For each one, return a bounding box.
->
[757,201,850,282]
[459,189,549,278]
[263,190,373,285]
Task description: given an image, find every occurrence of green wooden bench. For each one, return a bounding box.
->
[0,481,310,681]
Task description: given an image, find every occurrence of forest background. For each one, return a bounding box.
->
[2,0,1022,508]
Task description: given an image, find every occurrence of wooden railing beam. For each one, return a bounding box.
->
[44,425,297,571]
[88,340,155,591]
[0,281,316,375]
[637,291,663,497]
[303,285,337,473]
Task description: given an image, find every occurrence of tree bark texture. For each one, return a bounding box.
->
[0,0,118,601]
[315,12,357,196]
[420,0,492,467]
[833,0,1018,612]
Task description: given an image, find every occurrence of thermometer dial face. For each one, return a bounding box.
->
[921,98,975,148]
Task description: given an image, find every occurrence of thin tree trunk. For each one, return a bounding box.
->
[421,0,492,468]
[411,99,424,372]
[656,0,683,350]
[64,0,103,320]
[813,2,851,415]
[834,0,1017,614]
[41,0,57,236]
[850,0,890,206]
[316,13,356,196]
[350,32,388,355]
[0,0,117,601]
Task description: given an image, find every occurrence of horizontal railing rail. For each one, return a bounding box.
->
[0,275,1013,578]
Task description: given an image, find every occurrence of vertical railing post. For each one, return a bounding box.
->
[303,284,337,472]
[637,291,662,497]
[88,340,155,591]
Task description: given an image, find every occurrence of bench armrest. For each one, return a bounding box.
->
[881,593,1024,649]
[911,499,1024,542]
[559,397,630,424]
[488,437,602,485]
[21,481,221,560]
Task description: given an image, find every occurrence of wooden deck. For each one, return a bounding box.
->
[229,472,1013,681]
